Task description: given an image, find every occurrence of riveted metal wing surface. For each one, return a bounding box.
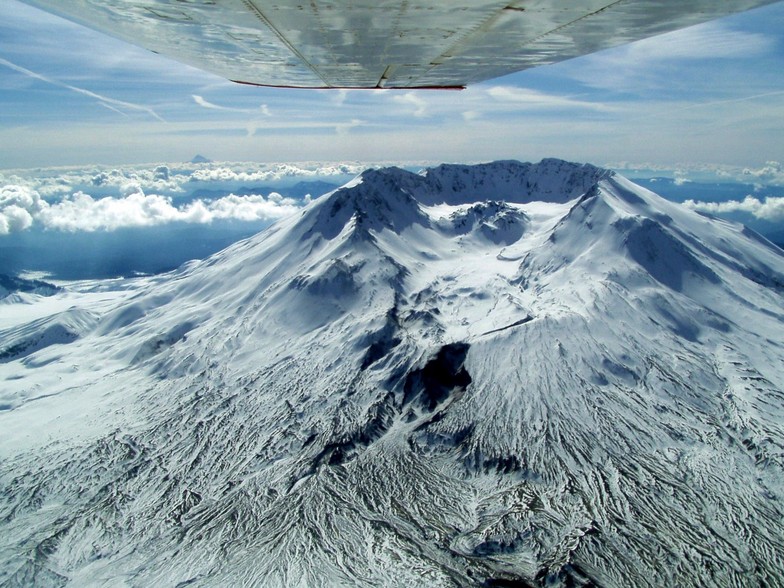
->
[19,0,780,89]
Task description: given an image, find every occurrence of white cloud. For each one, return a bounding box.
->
[4,162,365,201]
[684,195,784,221]
[1,205,34,233]
[673,170,691,186]
[16,166,187,197]
[187,163,364,183]
[0,179,303,233]
[0,184,45,211]
[188,167,277,183]
[392,93,428,117]
[37,191,175,231]
[606,161,784,187]
[204,193,299,222]
[566,21,778,94]
[484,86,611,111]
[192,95,229,111]
[35,190,301,232]
[624,22,775,62]
[193,95,273,116]
[0,184,46,234]
[331,89,349,106]
[742,161,784,183]
[711,162,784,187]
[335,118,363,136]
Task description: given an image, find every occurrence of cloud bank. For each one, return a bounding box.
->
[0,184,301,234]
[1,162,365,202]
[188,163,364,184]
[740,161,784,185]
[5,160,783,236]
[0,161,371,233]
[684,195,784,222]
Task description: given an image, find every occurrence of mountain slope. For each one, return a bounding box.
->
[0,275,61,300]
[1,160,783,587]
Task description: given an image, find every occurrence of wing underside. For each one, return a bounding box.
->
[20,0,779,89]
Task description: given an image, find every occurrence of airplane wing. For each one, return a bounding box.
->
[18,0,779,89]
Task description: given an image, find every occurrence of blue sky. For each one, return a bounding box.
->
[1,0,783,170]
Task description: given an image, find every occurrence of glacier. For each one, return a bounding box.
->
[1,159,783,587]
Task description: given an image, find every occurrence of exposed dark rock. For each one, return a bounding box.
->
[403,343,472,412]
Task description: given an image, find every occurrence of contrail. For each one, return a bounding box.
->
[676,89,784,112]
[0,57,165,122]
[192,94,271,115]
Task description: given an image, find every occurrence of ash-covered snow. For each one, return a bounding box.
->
[0,275,61,300]
[1,159,783,587]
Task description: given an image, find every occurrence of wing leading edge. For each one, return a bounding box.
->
[19,0,780,89]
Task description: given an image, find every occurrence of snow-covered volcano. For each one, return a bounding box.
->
[2,159,784,587]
